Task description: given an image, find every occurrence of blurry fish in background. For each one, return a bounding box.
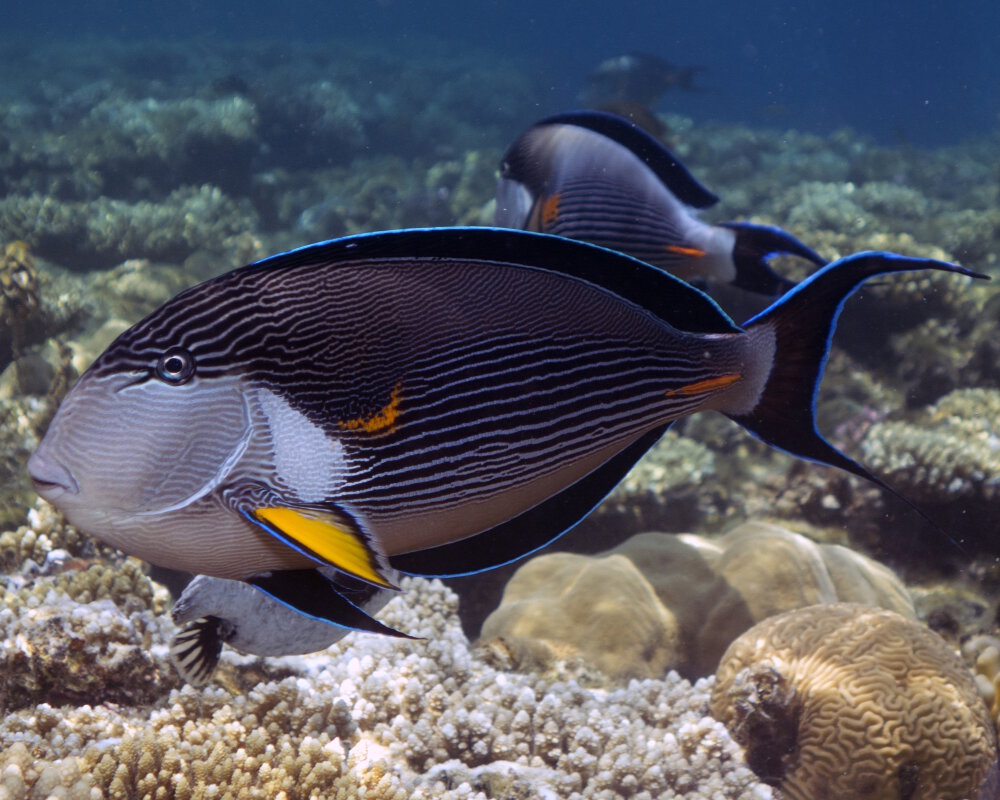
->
[580,52,705,108]
[496,110,825,295]
[28,228,985,668]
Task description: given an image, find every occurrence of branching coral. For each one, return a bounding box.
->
[0,577,773,799]
[861,388,1000,504]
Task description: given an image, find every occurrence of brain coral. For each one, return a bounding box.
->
[480,521,914,679]
[710,603,999,800]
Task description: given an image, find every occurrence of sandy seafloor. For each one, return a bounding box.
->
[1,37,1000,799]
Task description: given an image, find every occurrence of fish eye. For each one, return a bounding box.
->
[156,347,195,384]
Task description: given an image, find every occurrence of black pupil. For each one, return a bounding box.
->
[164,355,185,375]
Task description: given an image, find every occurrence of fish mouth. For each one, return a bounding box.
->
[27,451,80,498]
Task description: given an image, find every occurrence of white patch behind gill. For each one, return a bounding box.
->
[255,387,349,503]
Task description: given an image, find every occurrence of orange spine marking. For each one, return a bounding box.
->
[664,244,706,258]
[339,383,402,433]
[665,373,741,397]
[541,193,561,228]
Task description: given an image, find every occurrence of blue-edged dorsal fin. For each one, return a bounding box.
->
[247,506,399,590]
[392,423,670,578]
[248,570,415,638]
[536,110,719,209]
[249,228,741,336]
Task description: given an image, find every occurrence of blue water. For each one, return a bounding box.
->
[5,0,998,145]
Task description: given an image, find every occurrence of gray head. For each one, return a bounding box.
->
[27,275,307,577]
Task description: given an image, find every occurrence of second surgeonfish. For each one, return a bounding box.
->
[496,110,824,295]
[28,227,984,646]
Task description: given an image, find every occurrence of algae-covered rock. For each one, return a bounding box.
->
[0,590,176,711]
[481,521,913,679]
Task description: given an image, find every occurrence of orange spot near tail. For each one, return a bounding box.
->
[541,193,561,228]
[665,373,741,398]
[665,244,706,258]
[339,383,402,434]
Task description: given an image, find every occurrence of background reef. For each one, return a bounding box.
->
[1,36,999,799]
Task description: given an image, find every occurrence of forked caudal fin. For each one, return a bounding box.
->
[729,251,988,503]
[720,221,827,296]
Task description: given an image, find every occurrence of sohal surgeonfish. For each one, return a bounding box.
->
[496,110,824,295]
[28,228,985,646]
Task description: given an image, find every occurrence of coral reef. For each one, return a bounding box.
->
[710,603,999,800]
[0,38,540,270]
[0,32,999,800]
[0,573,772,799]
[481,521,914,679]
[0,500,174,711]
[861,388,1000,505]
[0,185,260,269]
[0,398,50,530]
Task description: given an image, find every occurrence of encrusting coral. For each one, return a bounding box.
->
[480,521,914,679]
[963,634,1000,729]
[710,603,999,800]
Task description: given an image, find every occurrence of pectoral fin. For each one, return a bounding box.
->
[170,616,231,686]
[248,506,398,590]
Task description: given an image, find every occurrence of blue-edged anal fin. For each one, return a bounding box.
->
[248,569,415,638]
[246,505,399,590]
[392,424,670,578]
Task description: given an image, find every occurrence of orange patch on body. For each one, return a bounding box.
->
[664,244,706,258]
[665,373,741,397]
[541,193,561,228]
[339,383,402,434]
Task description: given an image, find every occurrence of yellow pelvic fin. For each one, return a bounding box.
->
[664,244,706,258]
[253,506,396,589]
[665,373,741,398]
[339,382,402,434]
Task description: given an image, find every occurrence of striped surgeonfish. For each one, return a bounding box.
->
[28,227,984,643]
[495,110,824,295]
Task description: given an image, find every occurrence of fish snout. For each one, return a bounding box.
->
[27,449,79,499]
